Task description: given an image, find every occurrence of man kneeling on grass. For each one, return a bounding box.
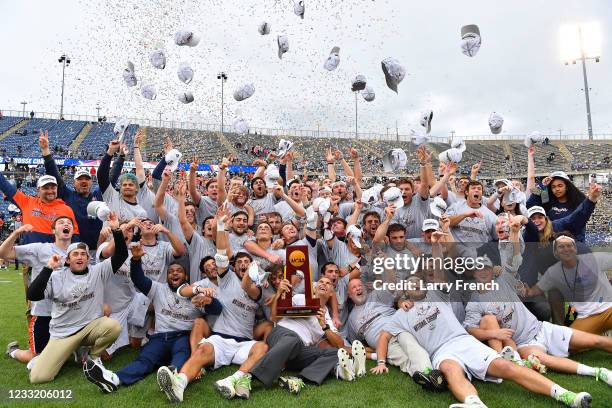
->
[26,212,127,393]
[249,276,365,394]
[107,242,222,387]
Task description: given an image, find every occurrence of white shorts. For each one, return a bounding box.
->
[107,293,150,354]
[432,335,502,383]
[199,335,257,370]
[517,322,572,357]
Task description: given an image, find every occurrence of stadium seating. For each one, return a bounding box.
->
[0,119,86,157]
[77,122,139,160]
[0,116,24,134]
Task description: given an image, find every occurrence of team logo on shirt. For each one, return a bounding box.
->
[71,283,88,300]
[165,291,185,312]
[413,304,440,332]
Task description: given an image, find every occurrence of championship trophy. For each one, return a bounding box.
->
[276,245,319,317]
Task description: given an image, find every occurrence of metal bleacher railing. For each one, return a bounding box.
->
[2,109,612,143]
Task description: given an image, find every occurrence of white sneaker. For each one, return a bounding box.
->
[214,375,237,399]
[570,391,592,408]
[83,357,119,393]
[449,401,488,408]
[336,348,355,381]
[26,355,39,371]
[595,367,612,386]
[157,366,185,403]
[351,340,367,378]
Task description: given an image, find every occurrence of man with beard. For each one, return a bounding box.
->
[40,129,118,250]
[320,261,361,333]
[228,211,250,255]
[249,277,362,394]
[26,212,128,392]
[247,176,281,218]
[274,179,305,222]
[2,217,75,366]
[265,211,284,239]
[361,211,381,247]
[446,180,498,245]
[391,174,432,240]
[0,172,78,244]
[98,140,148,223]
[110,243,221,387]
[379,236,592,408]
[157,219,268,402]
[176,182,217,285]
[188,157,220,225]
[346,278,441,390]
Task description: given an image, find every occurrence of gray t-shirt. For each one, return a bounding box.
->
[195,196,218,226]
[186,233,216,285]
[193,278,220,327]
[317,237,359,270]
[141,241,175,284]
[229,232,249,256]
[247,192,276,217]
[391,195,432,239]
[137,184,160,224]
[537,252,612,318]
[463,273,542,346]
[148,281,204,333]
[274,200,302,223]
[445,201,497,244]
[15,243,67,316]
[385,290,467,358]
[102,185,148,223]
[97,242,134,313]
[45,259,114,339]
[212,269,259,339]
[347,290,396,347]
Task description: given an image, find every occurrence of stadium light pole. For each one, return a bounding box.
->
[20,101,27,118]
[95,103,101,120]
[58,54,71,120]
[561,23,601,140]
[217,72,227,133]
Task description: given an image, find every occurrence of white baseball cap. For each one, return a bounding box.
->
[383,186,404,209]
[233,118,249,134]
[141,84,157,100]
[382,148,407,173]
[87,201,110,221]
[346,224,363,249]
[362,86,375,102]
[149,49,166,69]
[37,175,57,188]
[324,46,340,71]
[258,21,271,35]
[234,83,255,102]
[177,62,194,84]
[460,24,482,57]
[494,178,512,188]
[527,206,546,218]
[420,110,434,134]
[293,0,305,19]
[165,149,183,172]
[73,169,91,180]
[67,242,90,257]
[549,171,570,181]
[264,164,280,188]
[277,139,294,159]
[381,57,405,93]
[177,92,194,104]
[277,35,289,59]
[438,148,462,163]
[174,30,200,47]
[489,112,504,134]
[113,118,130,141]
[430,196,447,218]
[123,61,137,87]
[450,137,466,153]
[422,219,440,232]
[524,131,543,148]
[351,75,367,92]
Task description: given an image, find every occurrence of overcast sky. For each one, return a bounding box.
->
[1,0,611,138]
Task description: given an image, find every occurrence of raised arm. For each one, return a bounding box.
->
[216,157,230,205]
[373,205,395,245]
[0,224,33,260]
[348,148,362,182]
[176,180,194,242]
[526,144,536,194]
[325,147,337,181]
[132,130,146,184]
[188,156,202,206]
[347,199,363,228]
[154,224,186,257]
[129,243,152,296]
[107,213,128,272]
[416,146,433,196]
[27,254,63,301]
[40,130,67,194]
[470,161,482,181]
[553,184,599,234]
[274,184,305,217]
[429,162,456,198]
[98,140,120,193]
[336,150,354,177]
[153,168,172,221]
[110,146,126,189]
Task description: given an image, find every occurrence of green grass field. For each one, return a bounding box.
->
[0,267,610,408]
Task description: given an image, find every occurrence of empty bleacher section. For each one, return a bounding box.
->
[144,128,231,163]
[0,116,25,136]
[76,122,139,160]
[0,119,86,158]
[566,143,612,171]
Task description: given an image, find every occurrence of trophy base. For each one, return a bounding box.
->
[276,306,320,318]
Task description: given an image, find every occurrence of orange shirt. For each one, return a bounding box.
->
[12,191,80,235]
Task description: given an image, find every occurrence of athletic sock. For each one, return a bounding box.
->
[370,353,377,361]
[177,373,188,388]
[576,364,597,376]
[464,395,483,405]
[9,350,18,359]
[232,370,245,379]
[550,384,569,399]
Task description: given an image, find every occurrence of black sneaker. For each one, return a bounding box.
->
[427,369,447,391]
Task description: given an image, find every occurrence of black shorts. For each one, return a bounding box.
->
[28,315,51,354]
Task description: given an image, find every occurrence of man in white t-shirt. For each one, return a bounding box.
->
[446,180,497,245]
